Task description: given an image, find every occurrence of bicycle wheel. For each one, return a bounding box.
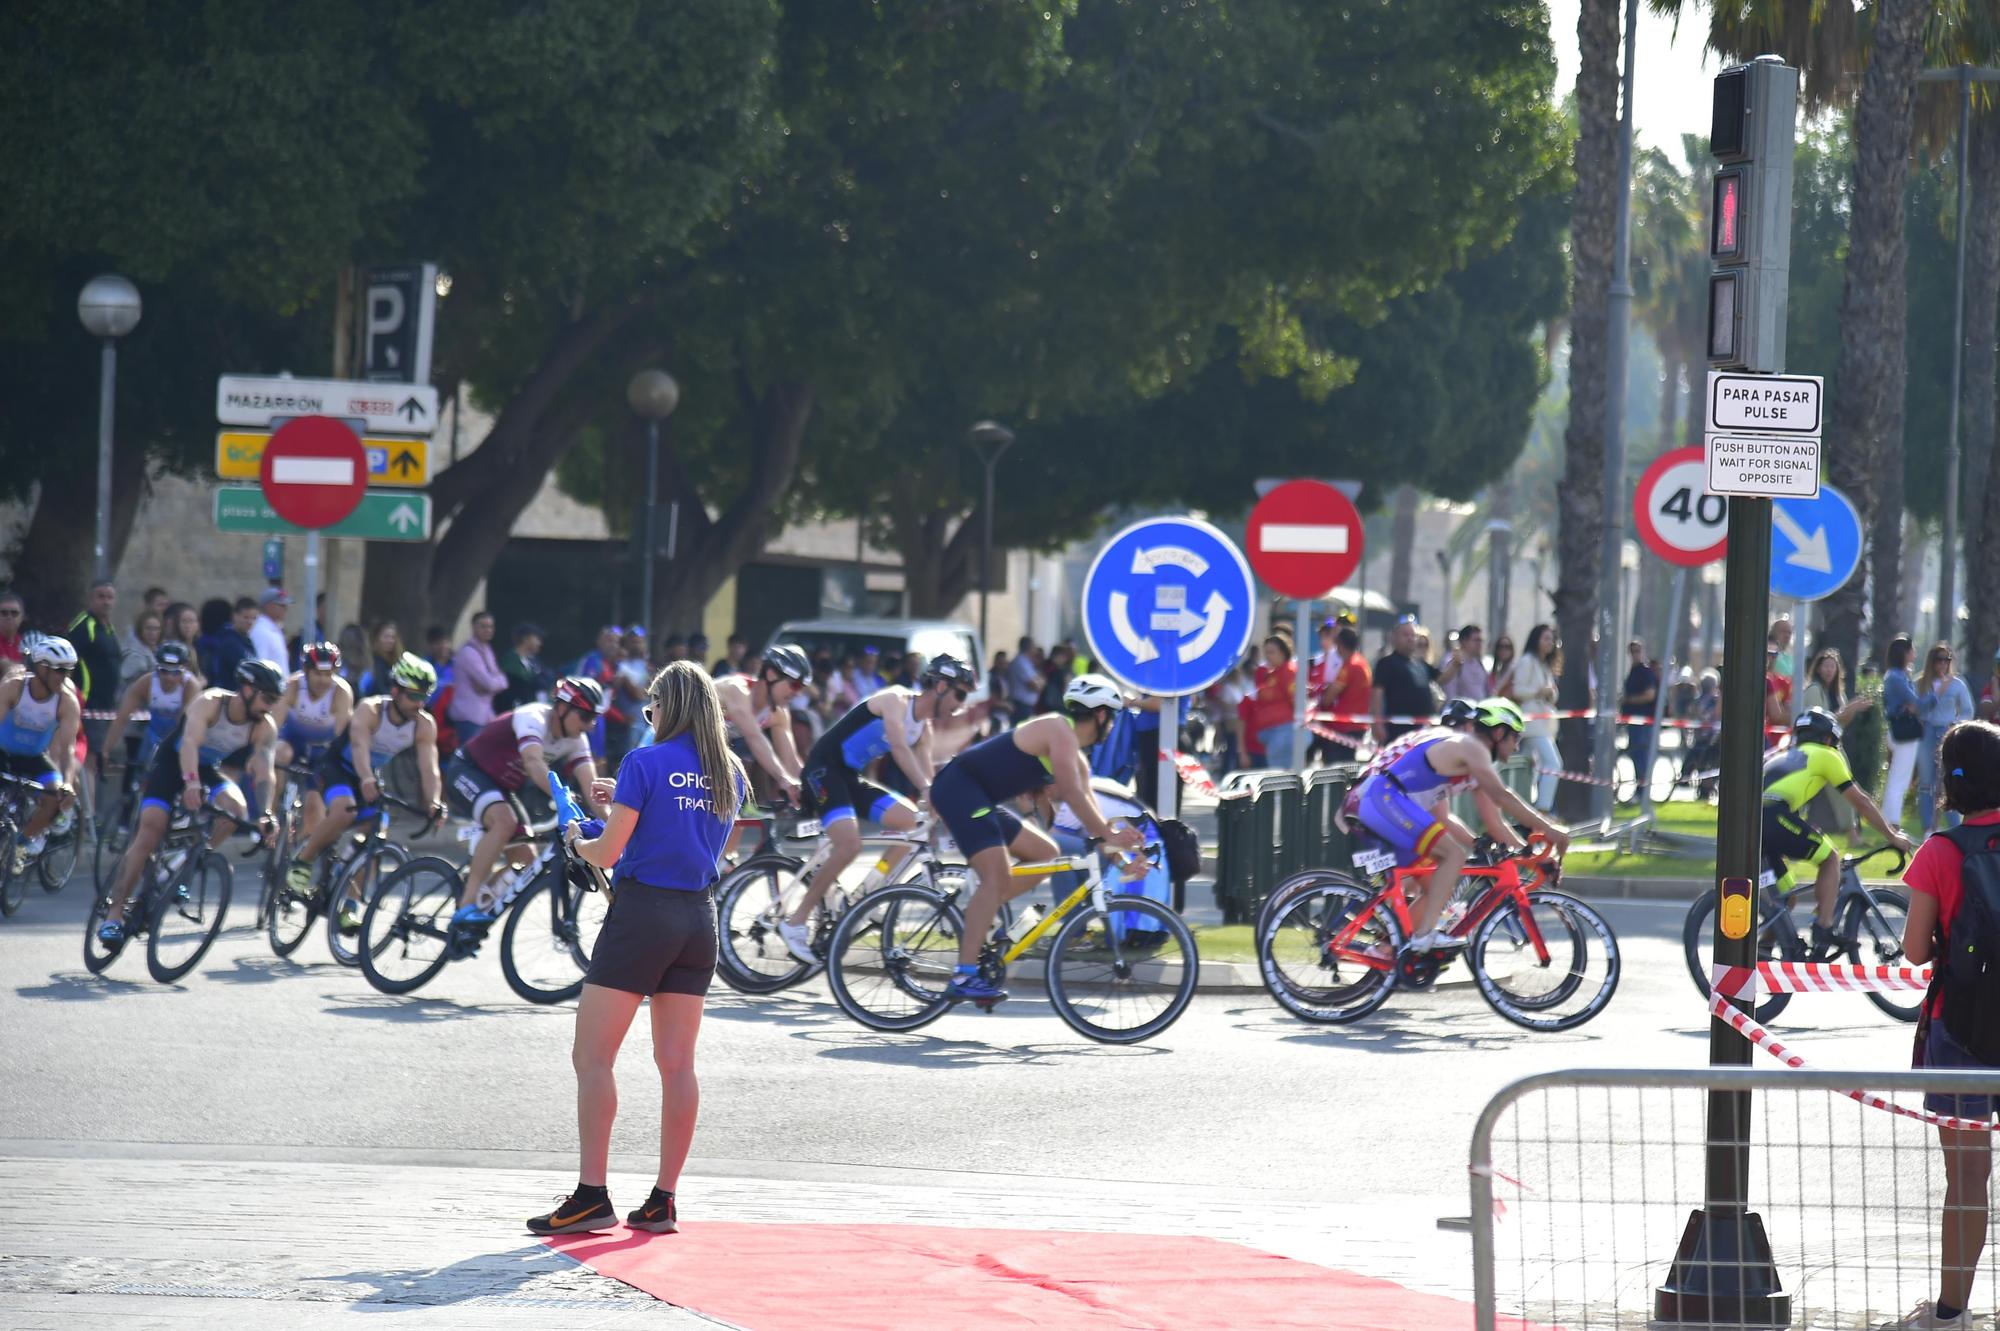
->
[1845,887,1920,1022]
[325,841,408,968]
[1681,889,1794,1023]
[94,793,134,894]
[1257,880,1402,1023]
[1045,895,1199,1043]
[83,887,130,973]
[826,884,962,1032]
[1253,867,1355,943]
[1470,890,1620,1032]
[715,853,813,993]
[258,798,303,930]
[266,879,317,957]
[0,823,24,917]
[358,856,461,995]
[38,810,81,892]
[499,869,607,1004]
[147,850,233,983]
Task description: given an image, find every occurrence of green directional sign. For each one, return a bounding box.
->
[213,487,432,541]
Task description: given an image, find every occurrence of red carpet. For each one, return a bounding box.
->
[548,1221,1542,1330]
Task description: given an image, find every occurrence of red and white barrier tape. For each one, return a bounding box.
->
[1166,749,1220,797]
[1714,961,1933,997]
[1307,708,1722,730]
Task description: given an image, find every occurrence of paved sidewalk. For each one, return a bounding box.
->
[0,1142,1472,1329]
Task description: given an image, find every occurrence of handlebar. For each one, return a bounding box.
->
[1847,842,1911,877]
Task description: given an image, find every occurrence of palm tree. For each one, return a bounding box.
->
[1554,0,1623,810]
[1654,0,1940,669]
[1966,102,2000,670]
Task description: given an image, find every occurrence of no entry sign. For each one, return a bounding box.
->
[258,416,367,530]
[1245,480,1363,599]
[1633,445,1728,567]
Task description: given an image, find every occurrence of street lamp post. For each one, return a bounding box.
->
[1917,65,2000,647]
[626,369,681,637]
[966,420,1016,649]
[77,275,142,583]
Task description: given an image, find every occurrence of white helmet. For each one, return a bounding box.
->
[1063,673,1127,714]
[28,637,77,670]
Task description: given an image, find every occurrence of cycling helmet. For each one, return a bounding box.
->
[1063,674,1127,714]
[1471,697,1526,735]
[154,642,192,672]
[1794,707,1842,747]
[922,654,978,690]
[1439,698,1479,728]
[553,675,605,715]
[300,640,342,671]
[761,643,812,686]
[28,637,78,671]
[236,658,286,695]
[387,652,437,696]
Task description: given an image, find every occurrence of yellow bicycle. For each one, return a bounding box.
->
[824,840,1199,1043]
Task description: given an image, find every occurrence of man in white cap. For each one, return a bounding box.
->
[252,587,291,669]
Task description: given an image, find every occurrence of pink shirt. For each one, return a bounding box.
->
[449,639,507,727]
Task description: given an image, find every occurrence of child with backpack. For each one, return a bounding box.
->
[1896,719,2000,1329]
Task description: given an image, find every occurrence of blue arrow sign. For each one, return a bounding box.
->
[1081,516,1256,697]
[1769,484,1862,602]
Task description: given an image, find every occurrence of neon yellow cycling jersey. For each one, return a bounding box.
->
[1760,740,1853,813]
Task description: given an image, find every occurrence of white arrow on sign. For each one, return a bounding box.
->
[388,502,422,535]
[1177,590,1231,663]
[1108,592,1158,664]
[1772,504,1832,573]
[1131,545,1209,576]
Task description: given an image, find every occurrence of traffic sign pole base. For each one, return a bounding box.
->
[1652,1207,1790,1328]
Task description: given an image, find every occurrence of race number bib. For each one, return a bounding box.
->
[1352,848,1397,876]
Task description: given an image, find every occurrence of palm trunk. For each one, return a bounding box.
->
[1554,0,1620,816]
[1964,108,2000,672]
[1820,0,1927,669]
[1388,484,1420,610]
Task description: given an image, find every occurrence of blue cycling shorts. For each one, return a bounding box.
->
[1352,776,1448,865]
[930,765,1023,856]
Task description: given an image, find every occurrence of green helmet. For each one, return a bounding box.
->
[388,652,437,696]
[1472,696,1526,735]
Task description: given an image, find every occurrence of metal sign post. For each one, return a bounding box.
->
[1292,599,1311,766]
[1638,566,1688,815]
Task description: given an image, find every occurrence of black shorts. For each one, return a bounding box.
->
[584,883,717,996]
[1761,802,1838,873]
[930,764,1023,856]
[0,750,58,787]
[443,752,540,831]
[801,758,909,829]
[314,749,379,819]
[139,747,239,814]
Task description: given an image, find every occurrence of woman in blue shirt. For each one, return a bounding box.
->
[527,661,746,1240]
[1917,641,1977,832]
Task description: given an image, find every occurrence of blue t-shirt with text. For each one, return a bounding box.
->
[611,732,743,891]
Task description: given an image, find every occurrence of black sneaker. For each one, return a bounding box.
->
[626,1189,678,1234]
[526,1190,617,1235]
[1809,921,1847,959]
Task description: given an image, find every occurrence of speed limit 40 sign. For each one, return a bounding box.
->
[1634,445,1727,567]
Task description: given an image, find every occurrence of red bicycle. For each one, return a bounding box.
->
[1254,835,1620,1030]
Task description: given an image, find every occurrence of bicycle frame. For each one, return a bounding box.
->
[1332,851,1561,975]
[1757,848,1904,945]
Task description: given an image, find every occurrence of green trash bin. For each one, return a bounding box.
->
[1250,772,1304,922]
[1303,766,1355,870]
[1213,782,1257,924]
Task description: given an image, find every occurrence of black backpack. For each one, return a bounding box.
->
[1158,818,1202,886]
[1937,824,2000,1063]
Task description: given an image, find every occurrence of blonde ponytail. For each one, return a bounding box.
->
[644,661,744,824]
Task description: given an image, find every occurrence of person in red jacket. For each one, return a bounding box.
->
[1251,635,1298,770]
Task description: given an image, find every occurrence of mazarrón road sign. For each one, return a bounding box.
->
[214,487,432,542]
[216,375,438,435]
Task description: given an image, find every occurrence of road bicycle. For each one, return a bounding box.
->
[83,806,242,983]
[715,811,969,994]
[1256,834,1620,1031]
[1680,843,1914,1024]
[267,791,434,966]
[357,781,609,1004]
[824,841,1198,1044]
[0,770,82,913]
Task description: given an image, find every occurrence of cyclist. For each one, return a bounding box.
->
[716,643,809,806]
[100,642,200,812]
[777,653,977,962]
[933,674,1145,1004]
[1348,697,1570,955]
[0,638,84,875]
[272,642,354,842]
[98,658,284,945]
[1763,707,1913,951]
[287,653,449,931]
[444,675,610,935]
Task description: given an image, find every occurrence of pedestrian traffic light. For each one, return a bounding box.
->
[1706,57,1798,373]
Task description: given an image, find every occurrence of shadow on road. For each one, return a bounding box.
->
[703,990,845,1027]
[1221,999,1602,1053]
[315,1243,616,1309]
[791,1026,1169,1067]
[14,970,158,1001]
[319,992,571,1023]
[207,954,338,986]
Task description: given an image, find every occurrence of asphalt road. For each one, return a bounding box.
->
[0,876,1917,1208]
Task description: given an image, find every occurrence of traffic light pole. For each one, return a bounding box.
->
[1654,57,1796,1329]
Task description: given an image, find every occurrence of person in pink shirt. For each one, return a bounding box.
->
[449,611,509,732]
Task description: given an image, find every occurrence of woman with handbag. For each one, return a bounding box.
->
[1882,637,1922,833]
